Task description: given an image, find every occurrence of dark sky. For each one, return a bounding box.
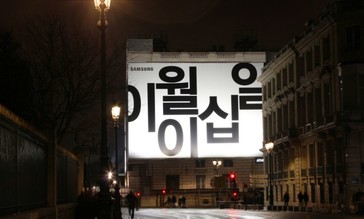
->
[1,0,334,50]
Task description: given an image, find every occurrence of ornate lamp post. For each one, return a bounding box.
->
[111,105,121,219]
[265,142,274,210]
[94,1,111,219]
[111,105,121,176]
[212,160,222,176]
[212,160,222,207]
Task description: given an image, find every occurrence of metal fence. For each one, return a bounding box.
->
[57,151,79,204]
[0,106,79,216]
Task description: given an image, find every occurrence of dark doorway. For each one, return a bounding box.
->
[166,175,180,191]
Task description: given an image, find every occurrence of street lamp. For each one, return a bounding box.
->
[111,105,122,219]
[265,142,274,210]
[94,0,112,219]
[94,0,111,10]
[212,160,222,208]
[111,105,121,177]
[108,171,113,180]
[212,160,222,176]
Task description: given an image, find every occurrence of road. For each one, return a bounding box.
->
[120,208,362,219]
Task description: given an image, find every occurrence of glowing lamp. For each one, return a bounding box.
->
[94,0,111,10]
[111,105,121,121]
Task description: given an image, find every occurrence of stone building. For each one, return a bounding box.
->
[258,0,364,212]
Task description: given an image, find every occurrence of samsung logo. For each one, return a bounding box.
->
[130,67,154,71]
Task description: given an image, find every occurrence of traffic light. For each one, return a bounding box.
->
[162,189,166,196]
[232,190,238,198]
[229,173,237,189]
[229,173,236,180]
[232,189,238,200]
[136,192,141,197]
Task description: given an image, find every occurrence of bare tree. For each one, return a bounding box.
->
[21,14,125,147]
[0,31,33,118]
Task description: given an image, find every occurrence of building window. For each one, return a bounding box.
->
[196,175,205,189]
[323,36,331,60]
[277,72,281,91]
[336,138,344,165]
[320,183,325,203]
[166,175,180,190]
[277,107,283,133]
[306,49,313,72]
[345,26,361,51]
[311,183,316,203]
[298,55,305,77]
[314,87,322,123]
[298,95,306,127]
[323,83,332,116]
[289,100,295,128]
[329,182,334,204]
[283,150,289,171]
[309,144,316,168]
[307,92,314,123]
[272,78,276,95]
[269,114,273,138]
[360,74,364,109]
[277,152,283,172]
[343,73,358,109]
[289,148,295,166]
[317,142,324,167]
[326,140,334,167]
[314,44,321,67]
[263,85,267,101]
[288,63,294,84]
[301,145,307,169]
[283,104,288,131]
[292,184,296,202]
[343,73,364,110]
[195,159,205,168]
[223,159,233,167]
[282,68,288,87]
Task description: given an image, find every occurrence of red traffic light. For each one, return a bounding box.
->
[233,191,238,197]
[136,192,141,197]
[162,189,166,195]
[230,173,236,179]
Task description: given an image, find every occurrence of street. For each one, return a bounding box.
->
[120,208,362,219]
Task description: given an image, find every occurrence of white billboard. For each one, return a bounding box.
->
[128,62,263,158]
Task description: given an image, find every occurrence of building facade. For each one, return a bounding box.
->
[127,158,264,207]
[258,0,364,213]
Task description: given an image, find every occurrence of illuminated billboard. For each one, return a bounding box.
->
[128,62,264,158]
